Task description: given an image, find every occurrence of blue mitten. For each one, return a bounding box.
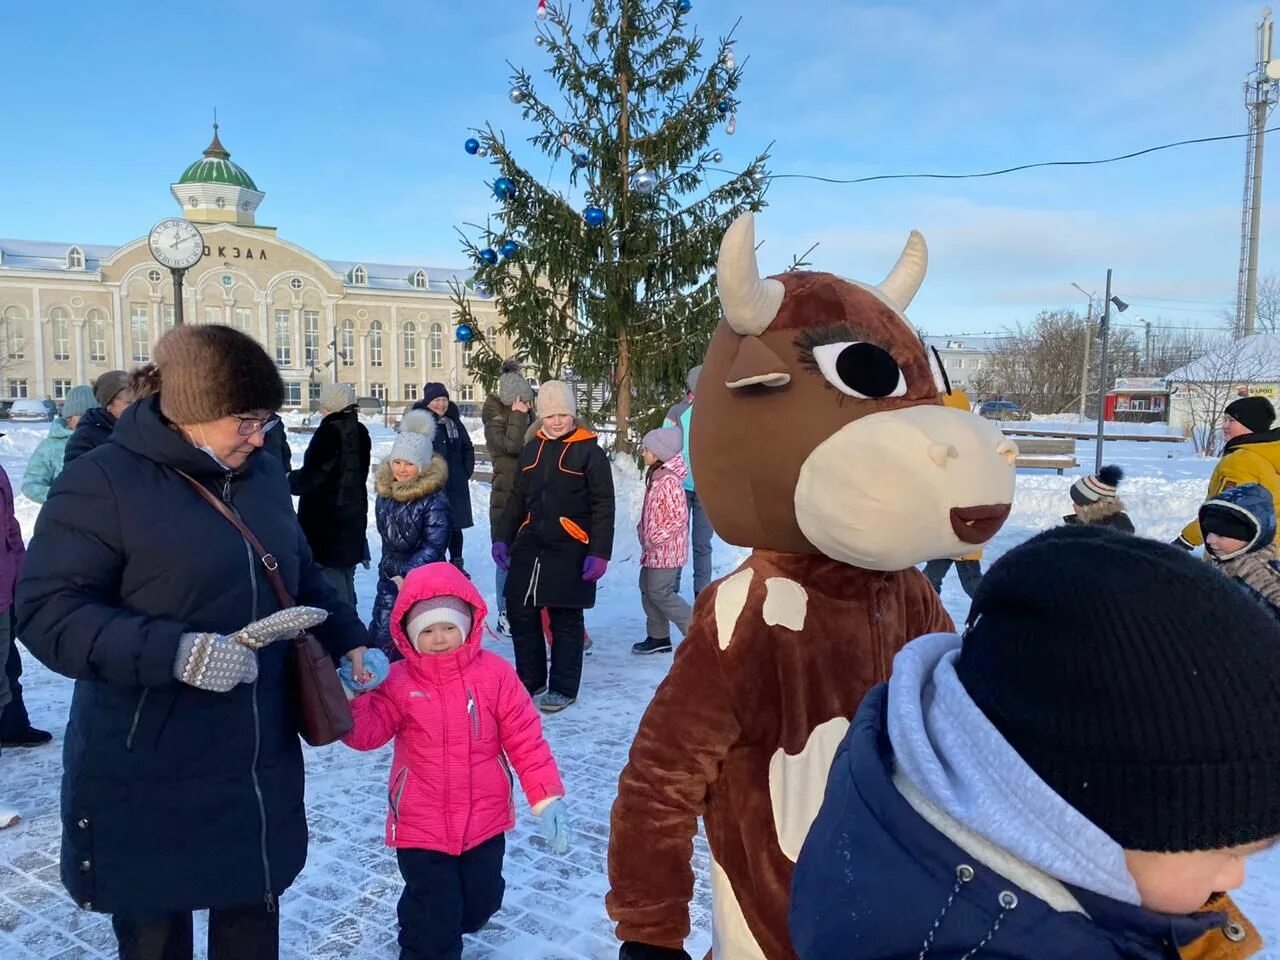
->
[539,798,572,854]
[339,647,390,693]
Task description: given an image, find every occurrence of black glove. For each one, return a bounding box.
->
[619,944,692,960]
[1171,536,1194,551]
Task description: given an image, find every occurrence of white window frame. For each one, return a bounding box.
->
[369,382,386,402]
[341,319,355,366]
[275,309,293,366]
[53,378,71,400]
[88,309,107,362]
[283,381,303,407]
[6,379,27,399]
[66,246,84,270]
[130,303,150,363]
[204,306,222,326]
[351,265,367,286]
[304,310,320,366]
[1,306,26,361]
[402,321,417,368]
[233,307,253,332]
[403,382,419,402]
[369,321,383,367]
[51,307,70,360]
[411,269,427,289]
[430,323,443,368]
[460,385,475,402]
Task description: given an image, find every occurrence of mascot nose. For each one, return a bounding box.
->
[927,442,959,468]
[997,439,1020,465]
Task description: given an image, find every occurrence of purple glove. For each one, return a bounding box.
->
[582,556,608,582]
[492,542,510,571]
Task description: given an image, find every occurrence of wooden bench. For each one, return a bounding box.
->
[1013,437,1078,475]
[1002,427,1185,444]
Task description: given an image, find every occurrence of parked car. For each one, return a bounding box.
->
[356,396,384,415]
[9,399,53,422]
[977,400,1031,422]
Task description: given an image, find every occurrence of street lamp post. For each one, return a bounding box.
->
[1071,282,1095,421]
[1093,269,1129,473]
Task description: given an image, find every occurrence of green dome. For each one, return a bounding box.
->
[177,125,258,191]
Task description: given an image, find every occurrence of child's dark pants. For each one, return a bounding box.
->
[396,834,506,960]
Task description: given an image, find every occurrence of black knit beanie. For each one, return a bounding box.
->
[955,525,1280,853]
[1225,396,1275,433]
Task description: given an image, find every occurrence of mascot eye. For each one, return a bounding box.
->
[928,345,952,395]
[811,342,907,399]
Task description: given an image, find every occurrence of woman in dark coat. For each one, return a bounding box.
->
[492,380,614,714]
[414,383,474,572]
[15,325,370,960]
[289,381,372,606]
[63,369,134,466]
[481,361,534,634]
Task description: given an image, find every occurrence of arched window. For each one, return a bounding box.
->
[462,338,473,365]
[351,265,367,286]
[411,269,427,290]
[485,326,497,345]
[50,307,70,360]
[369,320,384,367]
[130,303,150,363]
[430,323,443,368]
[341,319,356,366]
[402,321,418,368]
[66,246,84,270]
[87,308,107,362]
[0,306,26,361]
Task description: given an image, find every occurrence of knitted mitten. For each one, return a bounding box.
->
[339,647,390,693]
[232,606,330,650]
[538,798,572,854]
[174,633,259,693]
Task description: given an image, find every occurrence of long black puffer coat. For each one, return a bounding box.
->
[482,393,531,530]
[63,406,117,466]
[494,424,615,609]
[413,399,475,530]
[368,457,452,652]
[289,406,372,568]
[14,395,368,915]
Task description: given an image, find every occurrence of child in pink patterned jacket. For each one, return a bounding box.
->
[631,427,693,656]
[343,561,571,960]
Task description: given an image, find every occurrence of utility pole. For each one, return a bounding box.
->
[1143,319,1152,373]
[1095,269,1114,473]
[1072,283,1095,420]
[1238,7,1280,335]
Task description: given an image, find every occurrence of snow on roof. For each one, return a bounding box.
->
[324,259,474,294]
[1165,333,1280,383]
[0,238,117,272]
[923,335,1008,352]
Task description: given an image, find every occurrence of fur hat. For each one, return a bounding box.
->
[144,325,284,425]
[390,409,436,467]
[319,381,357,413]
[1070,464,1123,506]
[405,594,473,645]
[1225,396,1275,434]
[498,367,534,405]
[61,385,96,420]
[643,426,684,462]
[93,370,130,408]
[421,382,450,405]
[537,380,576,418]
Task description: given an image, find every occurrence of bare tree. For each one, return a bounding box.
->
[1166,334,1280,455]
[1225,271,1280,335]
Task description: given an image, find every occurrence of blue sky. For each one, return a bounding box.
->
[0,0,1271,335]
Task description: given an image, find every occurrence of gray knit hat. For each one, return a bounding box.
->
[498,369,534,405]
[390,409,436,467]
[643,426,684,462]
[319,381,357,413]
[93,370,130,408]
[149,325,284,425]
[61,385,96,420]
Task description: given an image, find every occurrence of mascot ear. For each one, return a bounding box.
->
[727,336,791,389]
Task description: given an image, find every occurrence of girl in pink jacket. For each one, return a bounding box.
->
[343,561,570,959]
[632,427,693,656]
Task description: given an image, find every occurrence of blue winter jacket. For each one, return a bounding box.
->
[21,417,73,503]
[369,456,451,652]
[790,686,1249,960]
[1200,482,1280,622]
[14,395,368,915]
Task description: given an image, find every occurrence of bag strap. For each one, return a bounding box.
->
[175,469,295,611]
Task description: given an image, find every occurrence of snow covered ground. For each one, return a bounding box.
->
[0,416,1277,958]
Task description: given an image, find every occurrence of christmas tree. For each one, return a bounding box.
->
[451,0,769,451]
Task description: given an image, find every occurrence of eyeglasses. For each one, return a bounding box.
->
[233,414,281,437]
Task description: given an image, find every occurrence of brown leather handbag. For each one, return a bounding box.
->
[178,471,355,745]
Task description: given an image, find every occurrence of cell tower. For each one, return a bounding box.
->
[1237,7,1280,336]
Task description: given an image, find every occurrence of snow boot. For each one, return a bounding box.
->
[539,691,576,713]
[632,637,673,655]
[0,806,18,830]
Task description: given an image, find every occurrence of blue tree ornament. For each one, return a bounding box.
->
[500,239,520,258]
[573,153,590,168]
[676,0,691,11]
[456,324,476,343]
[464,137,480,155]
[480,247,499,265]
[583,205,606,227]
[494,177,516,200]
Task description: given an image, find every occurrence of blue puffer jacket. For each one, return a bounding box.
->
[790,686,1251,960]
[21,417,73,503]
[1200,482,1280,622]
[14,395,369,915]
[369,456,451,653]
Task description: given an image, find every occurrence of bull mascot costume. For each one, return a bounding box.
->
[606,214,1017,959]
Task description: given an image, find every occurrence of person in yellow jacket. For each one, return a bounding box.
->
[923,388,985,598]
[1177,395,1280,548]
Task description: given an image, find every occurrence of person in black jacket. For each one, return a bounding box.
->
[15,325,370,960]
[1063,465,1135,534]
[63,369,134,466]
[289,381,371,607]
[492,380,614,713]
[414,383,474,572]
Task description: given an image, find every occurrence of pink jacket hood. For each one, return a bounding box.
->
[390,561,488,672]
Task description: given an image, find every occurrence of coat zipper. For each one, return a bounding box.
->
[389,767,409,842]
[223,474,276,914]
[125,689,150,751]
[467,689,478,738]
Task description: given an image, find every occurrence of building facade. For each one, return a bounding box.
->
[923,336,1000,392]
[0,127,506,410]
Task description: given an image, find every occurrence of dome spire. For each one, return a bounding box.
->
[203,110,229,160]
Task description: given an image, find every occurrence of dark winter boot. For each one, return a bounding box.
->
[632,637,673,655]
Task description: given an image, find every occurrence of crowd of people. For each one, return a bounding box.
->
[0,323,1278,959]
